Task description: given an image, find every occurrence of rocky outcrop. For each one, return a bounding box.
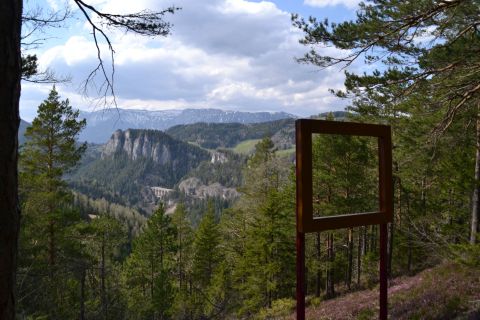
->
[101,129,208,165]
[211,151,228,164]
[178,177,239,200]
[102,129,124,155]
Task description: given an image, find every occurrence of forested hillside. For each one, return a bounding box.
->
[69,129,211,212]
[14,0,480,318]
[67,117,302,217]
[166,118,295,150]
[18,86,480,319]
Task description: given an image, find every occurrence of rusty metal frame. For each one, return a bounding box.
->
[296,119,393,232]
[295,119,393,320]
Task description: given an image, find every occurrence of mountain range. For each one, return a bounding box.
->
[79,108,296,143]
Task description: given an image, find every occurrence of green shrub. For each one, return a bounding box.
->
[450,244,480,267]
[256,298,296,319]
[307,296,323,307]
[356,308,375,320]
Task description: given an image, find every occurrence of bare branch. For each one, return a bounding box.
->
[435,83,480,135]
[71,0,179,106]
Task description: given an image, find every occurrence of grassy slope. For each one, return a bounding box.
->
[281,263,480,320]
[231,141,295,157]
[231,139,262,154]
[276,148,295,157]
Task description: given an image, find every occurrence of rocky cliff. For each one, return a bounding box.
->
[102,129,209,165]
[68,129,212,212]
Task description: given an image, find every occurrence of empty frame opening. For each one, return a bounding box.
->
[311,133,379,218]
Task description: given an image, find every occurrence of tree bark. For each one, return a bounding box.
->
[389,171,400,278]
[346,228,353,290]
[315,232,321,297]
[470,110,480,244]
[49,220,56,267]
[370,225,377,253]
[101,234,107,320]
[80,267,86,320]
[406,192,413,273]
[388,222,394,278]
[357,227,362,285]
[325,233,335,298]
[0,1,22,319]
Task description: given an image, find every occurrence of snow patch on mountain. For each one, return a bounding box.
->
[79,108,296,143]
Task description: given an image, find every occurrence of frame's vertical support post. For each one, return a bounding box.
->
[379,223,388,320]
[296,230,305,320]
[378,126,391,320]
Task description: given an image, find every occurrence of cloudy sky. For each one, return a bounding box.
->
[20,0,362,121]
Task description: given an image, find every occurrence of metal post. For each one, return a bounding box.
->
[379,223,388,320]
[296,230,305,320]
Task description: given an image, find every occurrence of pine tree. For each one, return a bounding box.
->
[293,0,480,246]
[89,216,127,319]
[232,138,295,315]
[17,86,87,318]
[170,203,194,319]
[123,204,177,320]
[190,202,222,318]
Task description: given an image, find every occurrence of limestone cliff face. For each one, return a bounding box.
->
[102,129,124,155]
[101,129,206,165]
[210,151,228,164]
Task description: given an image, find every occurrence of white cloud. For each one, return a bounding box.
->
[219,0,280,15]
[39,36,98,67]
[21,0,352,118]
[304,0,360,9]
[46,0,60,11]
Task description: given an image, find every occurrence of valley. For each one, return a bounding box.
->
[17,102,480,319]
[8,0,480,318]
[67,116,297,227]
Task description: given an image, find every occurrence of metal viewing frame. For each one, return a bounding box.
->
[295,119,393,320]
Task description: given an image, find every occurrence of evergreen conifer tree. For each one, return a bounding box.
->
[17,86,87,317]
[123,204,177,320]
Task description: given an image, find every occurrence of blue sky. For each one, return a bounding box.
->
[20,0,361,121]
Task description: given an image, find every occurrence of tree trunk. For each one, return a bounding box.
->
[315,232,321,297]
[49,220,56,267]
[325,234,330,297]
[421,177,427,215]
[406,192,412,273]
[80,267,86,320]
[101,235,107,320]
[471,110,480,244]
[357,227,362,285]
[346,228,353,290]
[389,172,401,278]
[362,226,367,255]
[178,230,183,290]
[0,1,22,319]
[388,222,394,278]
[326,233,335,298]
[370,225,377,253]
